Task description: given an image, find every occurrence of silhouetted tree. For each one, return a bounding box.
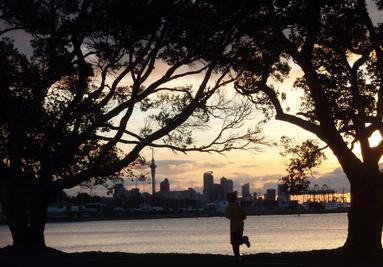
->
[280,137,326,195]
[0,0,265,248]
[136,174,150,195]
[231,0,383,253]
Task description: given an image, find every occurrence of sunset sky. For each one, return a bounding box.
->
[117,66,353,196]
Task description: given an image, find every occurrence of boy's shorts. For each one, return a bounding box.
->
[230,230,244,245]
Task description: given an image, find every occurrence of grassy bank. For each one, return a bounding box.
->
[1,247,382,267]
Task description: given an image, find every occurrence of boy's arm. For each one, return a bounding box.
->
[241,208,247,220]
[224,206,231,219]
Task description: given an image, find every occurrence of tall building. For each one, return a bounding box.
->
[265,189,276,201]
[150,148,157,197]
[277,183,289,201]
[160,178,170,193]
[242,183,251,197]
[220,177,233,197]
[211,184,224,201]
[114,183,127,198]
[203,171,214,198]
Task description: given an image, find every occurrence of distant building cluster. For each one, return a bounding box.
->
[110,162,347,215]
[203,171,234,202]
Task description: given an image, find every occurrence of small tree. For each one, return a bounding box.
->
[280,136,326,195]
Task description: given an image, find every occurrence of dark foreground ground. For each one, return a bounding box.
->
[0,246,382,267]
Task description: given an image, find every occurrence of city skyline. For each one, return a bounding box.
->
[138,138,352,194]
[65,152,351,198]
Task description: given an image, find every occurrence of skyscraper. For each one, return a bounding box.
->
[220,177,234,196]
[277,183,289,202]
[160,178,170,193]
[203,171,214,199]
[242,183,250,198]
[265,189,276,201]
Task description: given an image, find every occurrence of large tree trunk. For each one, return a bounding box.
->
[29,195,48,247]
[0,175,48,249]
[0,182,30,247]
[343,168,383,254]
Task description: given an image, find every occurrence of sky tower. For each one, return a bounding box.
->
[150,148,157,197]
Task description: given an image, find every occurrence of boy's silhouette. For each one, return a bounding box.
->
[224,191,250,257]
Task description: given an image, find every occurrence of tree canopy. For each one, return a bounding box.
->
[0,0,266,247]
[232,0,383,170]
[0,0,264,191]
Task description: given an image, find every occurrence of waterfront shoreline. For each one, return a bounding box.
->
[0,208,349,225]
[46,208,350,223]
[0,246,381,267]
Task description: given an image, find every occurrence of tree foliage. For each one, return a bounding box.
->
[225,0,383,252]
[0,0,265,192]
[279,136,326,194]
[232,0,383,169]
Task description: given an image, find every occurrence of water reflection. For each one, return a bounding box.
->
[0,213,348,254]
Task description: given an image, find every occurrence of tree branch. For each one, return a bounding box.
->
[358,0,383,121]
[258,82,325,139]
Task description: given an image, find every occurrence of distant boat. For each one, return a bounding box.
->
[217,201,228,214]
[47,205,67,218]
[324,201,350,210]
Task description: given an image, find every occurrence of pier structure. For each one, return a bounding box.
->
[290,184,339,203]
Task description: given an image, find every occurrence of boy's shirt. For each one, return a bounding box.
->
[224,202,246,232]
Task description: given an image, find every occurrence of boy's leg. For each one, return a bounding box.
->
[232,244,240,257]
[231,231,241,257]
[243,235,251,247]
[237,230,250,247]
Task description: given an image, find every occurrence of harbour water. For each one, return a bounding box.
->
[0,213,348,255]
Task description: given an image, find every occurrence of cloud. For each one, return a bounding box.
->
[155,159,230,177]
[157,159,193,165]
[238,164,258,169]
[309,167,350,192]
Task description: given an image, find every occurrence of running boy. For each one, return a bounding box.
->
[224,191,250,257]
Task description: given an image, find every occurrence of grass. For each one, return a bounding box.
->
[1,246,382,267]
